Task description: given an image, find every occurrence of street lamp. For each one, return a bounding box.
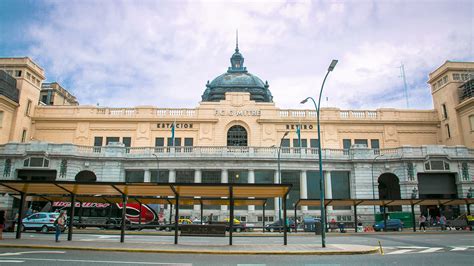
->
[300,59,338,248]
[371,154,384,217]
[277,131,290,223]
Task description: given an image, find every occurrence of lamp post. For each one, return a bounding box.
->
[411,187,418,232]
[277,131,290,223]
[300,59,338,248]
[467,187,472,215]
[371,154,384,218]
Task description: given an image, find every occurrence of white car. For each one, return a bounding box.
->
[21,212,66,233]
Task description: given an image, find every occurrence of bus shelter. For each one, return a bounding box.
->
[0,180,291,245]
[295,198,474,233]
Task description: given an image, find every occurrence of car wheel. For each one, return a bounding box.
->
[235,228,241,233]
[270,228,275,232]
[165,227,171,232]
[41,225,49,233]
[397,227,402,232]
[21,225,26,232]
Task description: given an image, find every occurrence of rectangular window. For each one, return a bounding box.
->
[41,95,48,104]
[125,170,145,182]
[184,138,193,146]
[122,137,131,147]
[461,73,469,81]
[15,70,22,77]
[453,73,460,80]
[354,139,368,147]
[167,137,181,146]
[470,116,474,131]
[443,75,448,84]
[331,171,351,210]
[122,137,131,153]
[106,137,120,145]
[343,139,351,150]
[292,139,307,148]
[442,104,448,119]
[94,137,103,147]
[21,129,27,142]
[151,170,169,183]
[155,137,164,146]
[445,124,451,139]
[25,100,32,116]
[26,72,31,80]
[371,139,380,154]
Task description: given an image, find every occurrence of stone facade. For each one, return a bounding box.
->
[0,55,473,223]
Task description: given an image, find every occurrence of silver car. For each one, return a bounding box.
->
[21,212,65,233]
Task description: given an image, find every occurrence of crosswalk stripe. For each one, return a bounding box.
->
[419,248,443,253]
[387,249,414,255]
[451,247,467,251]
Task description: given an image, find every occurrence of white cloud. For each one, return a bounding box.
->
[21,0,472,110]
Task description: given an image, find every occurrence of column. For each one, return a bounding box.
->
[194,169,202,211]
[325,171,333,211]
[274,170,279,217]
[144,169,151,182]
[300,170,308,211]
[168,169,176,220]
[221,169,228,211]
[248,169,255,211]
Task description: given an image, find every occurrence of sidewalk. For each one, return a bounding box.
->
[0,237,379,255]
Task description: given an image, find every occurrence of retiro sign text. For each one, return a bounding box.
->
[215,109,261,116]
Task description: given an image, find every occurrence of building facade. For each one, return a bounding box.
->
[0,47,473,223]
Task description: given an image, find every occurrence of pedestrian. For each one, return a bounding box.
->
[208,213,213,224]
[439,214,447,231]
[0,210,5,240]
[330,218,337,232]
[54,211,67,242]
[419,214,426,232]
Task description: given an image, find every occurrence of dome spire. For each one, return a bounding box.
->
[236,29,239,52]
[229,31,246,73]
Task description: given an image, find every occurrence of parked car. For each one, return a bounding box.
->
[21,212,66,233]
[264,219,296,232]
[373,219,403,232]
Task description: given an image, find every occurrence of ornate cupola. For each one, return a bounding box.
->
[201,33,273,103]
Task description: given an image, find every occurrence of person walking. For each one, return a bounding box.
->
[0,210,5,240]
[419,214,426,232]
[54,211,67,242]
[439,214,447,231]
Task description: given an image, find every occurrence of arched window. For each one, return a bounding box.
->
[227,125,248,146]
[75,170,97,182]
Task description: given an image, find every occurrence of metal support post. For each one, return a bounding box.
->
[174,195,179,244]
[354,204,358,233]
[262,202,266,233]
[229,186,234,246]
[120,195,127,243]
[200,201,203,225]
[68,193,76,241]
[411,204,416,232]
[16,192,26,239]
[294,205,298,233]
[283,195,288,245]
[383,205,387,232]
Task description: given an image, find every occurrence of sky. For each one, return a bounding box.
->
[0,0,472,110]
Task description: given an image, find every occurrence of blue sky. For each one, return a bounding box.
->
[0,0,472,109]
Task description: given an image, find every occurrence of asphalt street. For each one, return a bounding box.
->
[0,232,473,265]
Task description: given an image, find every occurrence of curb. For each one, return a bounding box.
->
[0,243,380,255]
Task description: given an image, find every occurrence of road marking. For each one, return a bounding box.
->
[387,249,414,255]
[0,251,66,256]
[0,260,25,263]
[419,247,443,253]
[0,257,190,265]
[451,247,468,251]
[395,246,429,249]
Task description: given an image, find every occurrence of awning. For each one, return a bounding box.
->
[296,198,474,207]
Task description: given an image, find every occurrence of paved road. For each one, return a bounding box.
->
[0,247,473,265]
[0,232,472,265]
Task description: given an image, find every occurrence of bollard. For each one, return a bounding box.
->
[378,240,384,255]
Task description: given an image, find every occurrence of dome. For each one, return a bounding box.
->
[201,43,273,103]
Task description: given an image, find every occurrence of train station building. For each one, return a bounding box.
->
[0,44,473,224]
